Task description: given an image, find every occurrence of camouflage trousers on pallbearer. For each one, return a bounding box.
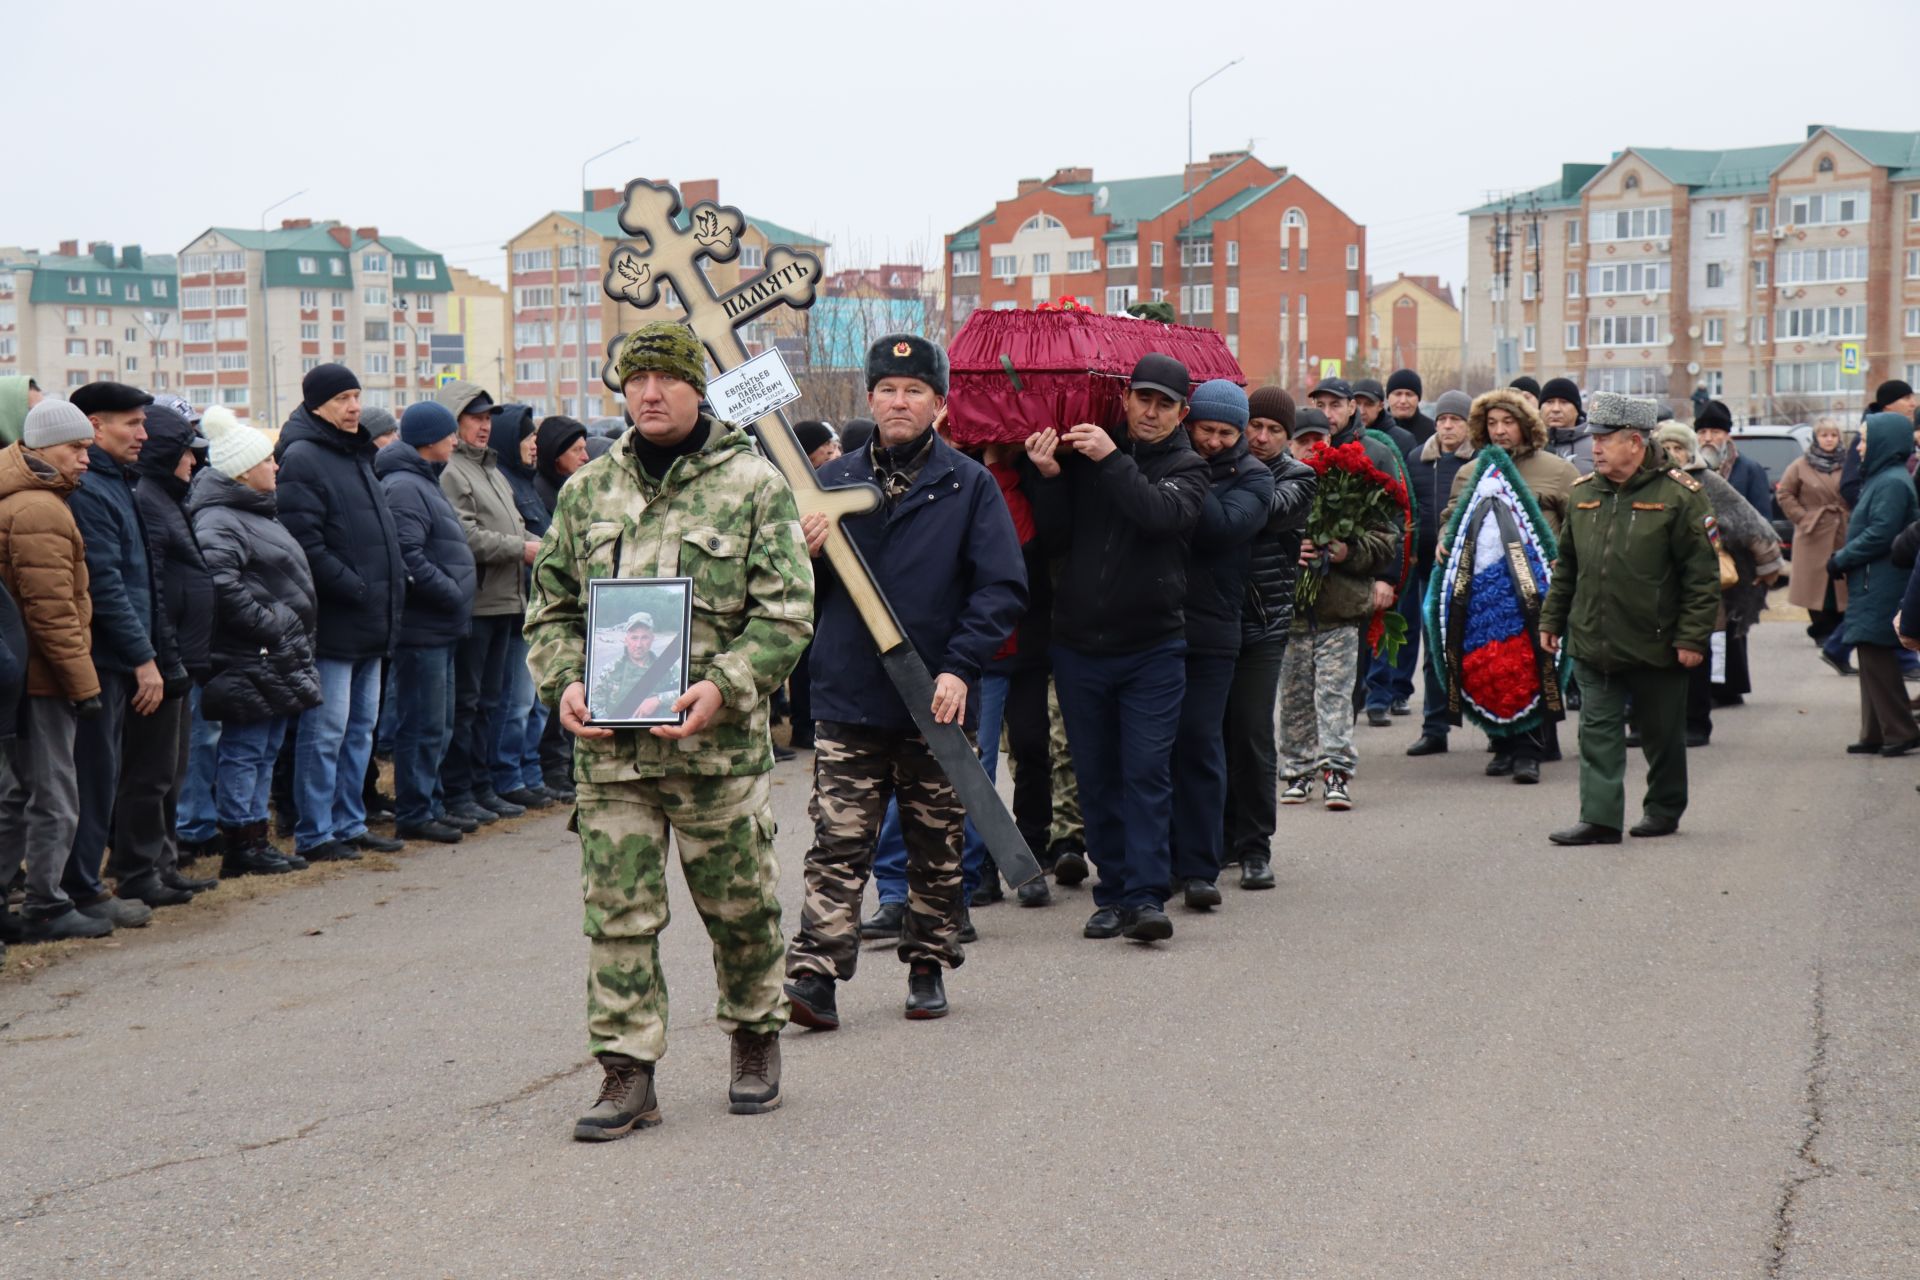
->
[1279,623,1360,779]
[578,773,787,1063]
[1046,677,1083,847]
[788,723,967,981]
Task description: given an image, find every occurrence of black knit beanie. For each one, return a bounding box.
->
[303,362,361,411]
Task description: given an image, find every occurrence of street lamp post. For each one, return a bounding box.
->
[575,138,639,418]
[1184,59,1241,319]
[258,188,307,423]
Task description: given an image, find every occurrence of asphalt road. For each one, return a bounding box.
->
[3,621,1915,1279]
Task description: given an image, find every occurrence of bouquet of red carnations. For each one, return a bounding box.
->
[1295,439,1413,660]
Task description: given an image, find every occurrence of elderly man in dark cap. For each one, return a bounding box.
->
[785,333,1025,1024]
[1693,398,1772,517]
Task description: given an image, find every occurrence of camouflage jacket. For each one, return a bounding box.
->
[525,415,814,779]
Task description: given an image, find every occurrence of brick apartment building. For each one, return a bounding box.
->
[174,221,452,423]
[1369,274,1460,385]
[943,151,1367,389]
[503,181,826,419]
[0,241,181,397]
[1466,125,1920,422]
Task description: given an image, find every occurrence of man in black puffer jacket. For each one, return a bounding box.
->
[377,402,477,844]
[1025,354,1208,943]
[1405,391,1478,757]
[1224,387,1316,888]
[275,364,408,863]
[1168,381,1271,911]
[112,398,218,900]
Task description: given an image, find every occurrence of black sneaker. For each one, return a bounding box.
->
[728,1029,781,1114]
[956,910,978,944]
[302,840,363,863]
[500,787,554,811]
[858,900,904,939]
[114,878,194,908]
[1322,771,1352,811]
[1016,878,1053,907]
[1280,775,1313,804]
[1181,878,1222,910]
[772,744,796,762]
[572,1054,660,1141]
[1083,906,1124,939]
[904,961,948,1019]
[349,831,406,853]
[969,878,1004,907]
[1512,757,1540,784]
[396,820,464,844]
[1123,904,1173,942]
[163,865,220,893]
[446,801,498,827]
[1366,706,1391,727]
[437,809,482,833]
[543,783,576,805]
[1485,753,1514,777]
[22,904,114,941]
[1239,857,1276,890]
[474,790,526,818]
[784,972,839,1030]
[1050,839,1089,886]
[1406,735,1448,757]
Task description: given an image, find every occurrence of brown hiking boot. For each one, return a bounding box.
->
[572,1053,660,1141]
[728,1029,781,1115]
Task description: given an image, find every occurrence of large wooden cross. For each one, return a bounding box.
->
[596,179,1040,887]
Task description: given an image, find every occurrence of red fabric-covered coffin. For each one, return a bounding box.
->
[945,309,1246,446]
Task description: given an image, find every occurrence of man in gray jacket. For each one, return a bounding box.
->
[436,381,540,826]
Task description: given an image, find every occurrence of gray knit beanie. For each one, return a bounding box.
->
[23,399,95,449]
[1433,390,1473,422]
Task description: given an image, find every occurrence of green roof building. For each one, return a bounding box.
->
[0,240,183,399]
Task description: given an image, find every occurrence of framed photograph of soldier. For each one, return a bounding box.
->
[584,578,693,727]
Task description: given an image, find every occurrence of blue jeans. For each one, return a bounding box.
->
[295,656,382,852]
[873,673,1006,905]
[392,644,457,827]
[217,717,289,827]
[1366,561,1428,711]
[490,630,543,794]
[1170,652,1237,884]
[176,685,222,843]
[1051,639,1185,911]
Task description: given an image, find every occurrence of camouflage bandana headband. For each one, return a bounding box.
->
[615,322,709,396]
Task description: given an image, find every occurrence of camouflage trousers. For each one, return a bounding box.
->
[788,722,967,981]
[1046,676,1083,847]
[578,772,787,1064]
[1279,624,1360,779]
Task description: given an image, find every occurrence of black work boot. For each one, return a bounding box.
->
[728,1029,782,1115]
[573,1054,660,1141]
[784,972,840,1030]
[1016,877,1053,907]
[1049,838,1089,887]
[163,864,220,893]
[904,961,948,1019]
[221,825,291,877]
[1123,903,1174,942]
[115,876,194,908]
[1240,857,1276,890]
[1181,878,1222,910]
[858,900,904,939]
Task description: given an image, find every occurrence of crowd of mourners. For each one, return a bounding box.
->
[2,339,1917,1137]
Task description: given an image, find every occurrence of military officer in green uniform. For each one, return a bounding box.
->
[1538,392,1721,845]
[525,321,814,1140]
[590,611,681,721]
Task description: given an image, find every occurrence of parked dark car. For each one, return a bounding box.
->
[1731,424,1811,559]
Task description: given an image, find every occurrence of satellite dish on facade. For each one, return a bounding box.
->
[1094,186,1110,212]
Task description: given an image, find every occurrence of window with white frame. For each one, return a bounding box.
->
[219,387,248,405]
[1226,286,1239,314]
[67,370,87,388]
[1753,315,1769,344]
[1031,253,1052,275]
[515,360,543,383]
[298,289,318,307]
[1567,219,1582,245]
[1564,322,1581,350]
[1181,243,1212,268]
[1226,333,1239,357]
[1589,204,1673,242]
[364,352,389,374]
[1753,258,1770,288]
[65,306,84,325]
[1773,361,1856,394]
[1226,240,1238,266]
[124,284,138,302]
[393,259,407,277]
[94,308,110,325]
[1907,307,1920,338]
[214,318,245,340]
[94,338,111,356]
[1151,242,1163,267]
[328,259,343,276]
[364,321,389,342]
[217,353,246,371]
[1346,244,1360,270]
[1525,224,1540,250]
[413,294,431,312]
[951,250,979,276]
[1776,190,1866,227]
[513,249,553,272]
[1522,271,1537,300]
[152,281,167,298]
[1705,262,1725,288]
[215,252,242,271]
[182,287,211,308]
[1588,259,1671,295]
[332,323,345,342]
[514,286,554,309]
[1523,324,1536,353]
[1067,250,1094,273]
[1753,205,1769,231]
[1489,277,1505,301]
[214,286,246,307]
[300,323,319,340]
[1777,246,1868,283]
[1706,209,1727,236]
[1590,366,1665,395]
[1588,313,1663,346]
[183,322,211,342]
[302,357,319,373]
[1704,317,1724,345]
[1906,249,1920,279]
[1299,248,1308,270]
[94,278,109,296]
[65,338,85,355]
[1180,284,1214,315]
[123,355,137,372]
[1020,214,1064,233]
[557,245,599,269]
[181,255,211,274]
[1108,242,1137,269]
[1105,285,1137,313]
[1565,270,1581,298]
[298,257,317,275]
[364,286,388,307]
[991,254,1016,278]
[414,261,436,280]
[1345,289,1360,317]
[1775,304,1865,340]
[1703,370,1724,397]
[362,253,388,274]
[1907,362,1920,387]
[184,354,214,372]
[330,291,346,308]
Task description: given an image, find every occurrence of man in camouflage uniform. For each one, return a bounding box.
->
[590,611,682,722]
[1539,392,1719,845]
[525,321,813,1141]
[783,334,1026,1029]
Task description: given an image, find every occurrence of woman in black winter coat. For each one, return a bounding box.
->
[189,408,322,876]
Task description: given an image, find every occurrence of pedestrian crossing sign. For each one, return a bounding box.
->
[436,372,458,387]
[1840,342,1862,375]
[1318,358,1343,378]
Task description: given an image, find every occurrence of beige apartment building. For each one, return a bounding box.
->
[0,241,182,397]
[443,267,508,392]
[503,180,827,419]
[1466,126,1920,422]
[1368,273,1460,386]
[175,220,452,424]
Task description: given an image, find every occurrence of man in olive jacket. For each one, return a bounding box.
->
[437,380,541,825]
[525,322,812,1139]
[1540,393,1720,845]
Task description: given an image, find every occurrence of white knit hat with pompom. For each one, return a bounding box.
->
[201,405,275,479]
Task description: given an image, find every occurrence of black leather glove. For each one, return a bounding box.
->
[163,675,191,699]
[73,695,103,720]
[1826,554,1844,580]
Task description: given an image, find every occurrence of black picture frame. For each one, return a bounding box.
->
[584,578,694,727]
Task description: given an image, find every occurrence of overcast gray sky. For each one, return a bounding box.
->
[6,0,1915,296]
